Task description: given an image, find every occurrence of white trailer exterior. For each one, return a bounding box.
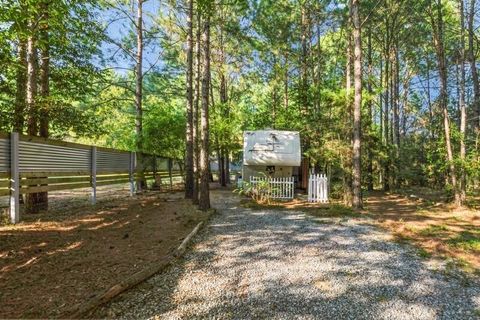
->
[242,130,301,180]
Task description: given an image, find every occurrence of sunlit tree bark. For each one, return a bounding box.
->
[351,0,362,209]
[199,13,211,211]
[185,0,195,198]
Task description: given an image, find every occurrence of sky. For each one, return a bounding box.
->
[102,0,166,75]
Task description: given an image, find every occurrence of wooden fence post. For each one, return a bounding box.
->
[129,152,135,196]
[153,155,157,180]
[168,159,173,190]
[91,146,97,205]
[151,155,155,189]
[10,132,19,224]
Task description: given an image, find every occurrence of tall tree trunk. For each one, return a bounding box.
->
[379,57,383,142]
[192,12,201,204]
[208,72,219,185]
[468,0,480,129]
[25,19,39,213]
[135,0,145,192]
[272,79,277,129]
[426,58,435,140]
[218,29,228,186]
[198,14,211,211]
[225,150,230,184]
[219,61,228,186]
[392,42,400,188]
[26,34,38,136]
[209,68,215,184]
[315,22,322,114]
[393,44,400,148]
[383,48,390,191]
[346,35,352,96]
[351,0,363,210]
[14,40,27,133]
[343,31,353,206]
[218,150,225,185]
[389,54,394,145]
[185,0,194,198]
[37,0,50,211]
[468,0,480,183]
[379,57,384,187]
[300,4,308,113]
[284,52,289,109]
[459,0,467,203]
[218,5,230,185]
[383,53,389,145]
[432,0,461,206]
[367,28,374,191]
[400,64,411,139]
[39,1,49,139]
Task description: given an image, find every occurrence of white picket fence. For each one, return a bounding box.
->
[249,176,295,199]
[308,173,328,203]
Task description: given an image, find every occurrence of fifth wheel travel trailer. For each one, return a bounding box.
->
[242,130,301,181]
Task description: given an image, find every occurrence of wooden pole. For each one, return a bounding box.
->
[129,152,135,196]
[91,146,97,205]
[168,158,173,190]
[152,155,159,190]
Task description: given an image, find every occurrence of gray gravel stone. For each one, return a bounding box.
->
[96,190,480,320]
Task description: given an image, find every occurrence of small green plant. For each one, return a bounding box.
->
[417,248,432,259]
[447,231,480,252]
[234,174,277,204]
[404,225,418,233]
[0,208,11,226]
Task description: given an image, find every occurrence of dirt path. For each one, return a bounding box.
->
[96,190,480,319]
[0,191,208,319]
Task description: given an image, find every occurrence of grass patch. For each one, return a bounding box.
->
[312,219,336,225]
[306,204,360,218]
[444,257,478,277]
[418,224,448,237]
[404,225,419,233]
[447,231,480,252]
[375,295,389,303]
[393,233,414,245]
[367,191,480,274]
[447,216,464,223]
[240,199,360,219]
[417,248,432,259]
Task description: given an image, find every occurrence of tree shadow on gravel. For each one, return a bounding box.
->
[96,190,480,320]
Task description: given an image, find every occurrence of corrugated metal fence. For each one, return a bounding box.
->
[0,132,184,223]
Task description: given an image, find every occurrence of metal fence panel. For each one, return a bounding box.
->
[0,136,10,172]
[97,150,130,172]
[156,157,169,171]
[172,160,182,171]
[143,154,155,172]
[19,141,91,172]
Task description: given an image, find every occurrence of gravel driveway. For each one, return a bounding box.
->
[96,190,480,320]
